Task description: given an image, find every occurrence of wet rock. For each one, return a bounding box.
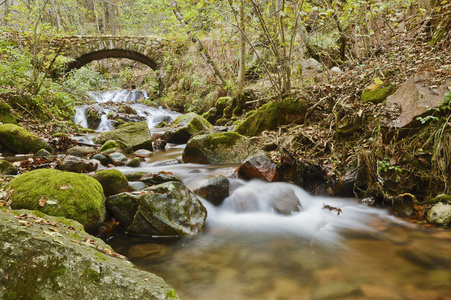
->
[66,146,97,157]
[0,101,17,124]
[85,106,102,129]
[94,121,153,151]
[269,188,301,215]
[59,155,98,173]
[162,112,214,144]
[99,139,133,154]
[106,181,207,236]
[92,169,129,198]
[231,190,260,212]
[141,171,181,186]
[384,71,451,128]
[123,171,153,181]
[183,132,265,164]
[0,124,54,154]
[0,209,174,300]
[90,154,109,166]
[34,149,52,158]
[129,181,148,191]
[107,152,128,166]
[153,138,166,150]
[125,158,141,167]
[238,155,279,182]
[0,159,18,175]
[234,98,306,136]
[193,175,230,206]
[426,202,451,225]
[5,169,105,232]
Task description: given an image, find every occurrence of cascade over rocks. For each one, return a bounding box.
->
[234,98,306,137]
[182,132,265,164]
[384,71,451,128]
[0,209,175,300]
[161,112,215,144]
[106,181,207,236]
[93,121,153,151]
[5,169,106,232]
[0,124,54,154]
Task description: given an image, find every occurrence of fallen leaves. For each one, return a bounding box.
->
[39,196,47,207]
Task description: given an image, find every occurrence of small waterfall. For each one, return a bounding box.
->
[73,89,181,132]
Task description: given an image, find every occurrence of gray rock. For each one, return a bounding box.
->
[67,146,97,157]
[91,154,109,166]
[162,112,214,144]
[106,181,207,236]
[183,132,265,164]
[141,171,181,186]
[0,209,175,300]
[108,152,128,166]
[194,175,230,206]
[129,181,148,191]
[427,202,451,225]
[59,155,98,173]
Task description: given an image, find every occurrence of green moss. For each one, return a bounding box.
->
[200,132,242,149]
[0,124,54,154]
[165,289,179,299]
[235,98,306,136]
[361,85,394,104]
[82,268,102,283]
[92,169,129,197]
[52,133,68,138]
[5,169,105,231]
[0,160,18,175]
[0,102,17,125]
[94,252,107,261]
[99,140,119,152]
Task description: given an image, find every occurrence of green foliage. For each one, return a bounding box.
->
[377,159,402,174]
[62,67,120,96]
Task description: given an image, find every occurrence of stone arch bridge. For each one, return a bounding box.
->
[49,35,174,73]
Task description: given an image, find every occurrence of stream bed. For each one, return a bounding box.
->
[77,90,451,299]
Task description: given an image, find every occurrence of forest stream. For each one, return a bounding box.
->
[71,90,451,300]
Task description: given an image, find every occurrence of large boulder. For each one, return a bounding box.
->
[384,71,451,128]
[0,209,175,300]
[93,122,153,151]
[182,132,265,164]
[234,98,306,136]
[5,169,105,232]
[161,112,214,144]
[106,181,207,236]
[0,102,17,124]
[92,169,129,198]
[0,124,54,154]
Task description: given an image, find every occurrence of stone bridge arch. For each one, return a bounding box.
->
[52,36,170,73]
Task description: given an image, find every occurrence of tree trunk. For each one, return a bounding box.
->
[168,0,227,87]
[237,0,246,97]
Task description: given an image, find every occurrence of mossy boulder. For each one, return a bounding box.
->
[5,169,105,232]
[0,102,17,124]
[0,159,18,175]
[234,98,306,137]
[93,121,153,151]
[92,169,129,198]
[182,132,265,164]
[161,112,214,144]
[426,202,451,225]
[0,209,175,300]
[361,84,394,104]
[0,124,54,154]
[106,181,207,236]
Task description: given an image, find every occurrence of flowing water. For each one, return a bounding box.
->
[78,91,451,299]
